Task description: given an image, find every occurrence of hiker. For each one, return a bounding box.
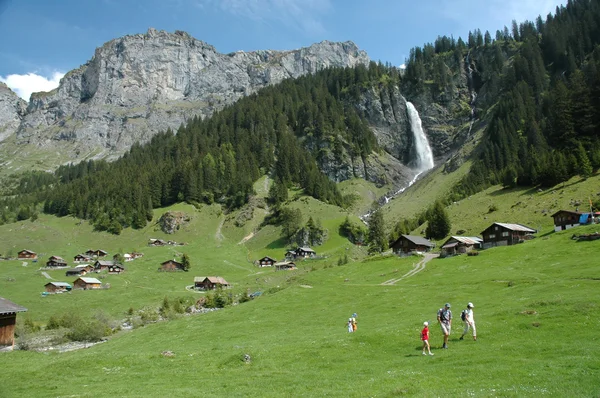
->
[351,313,357,332]
[347,318,353,333]
[460,302,477,341]
[437,303,452,349]
[421,321,434,355]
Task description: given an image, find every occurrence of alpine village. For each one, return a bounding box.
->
[1,1,600,396]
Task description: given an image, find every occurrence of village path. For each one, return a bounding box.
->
[381,253,438,285]
[41,271,54,280]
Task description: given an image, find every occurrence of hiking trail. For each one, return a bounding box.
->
[381,253,438,285]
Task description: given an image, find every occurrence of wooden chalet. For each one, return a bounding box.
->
[44,282,72,293]
[130,252,144,259]
[0,297,27,348]
[441,236,483,256]
[74,254,92,263]
[295,247,316,258]
[66,264,93,276]
[72,277,102,290]
[94,260,114,271]
[194,276,230,290]
[257,256,276,267]
[46,256,68,268]
[113,253,134,262]
[275,261,297,271]
[285,250,298,260]
[390,235,435,254]
[481,222,536,248]
[84,249,108,258]
[159,259,185,271]
[17,250,37,260]
[149,239,167,246]
[107,263,125,274]
[550,210,599,232]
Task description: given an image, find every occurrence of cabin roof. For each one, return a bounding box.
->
[76,277,102,284]
[483,222,536,233]
[400,235,435,247]
[0,297,27,315]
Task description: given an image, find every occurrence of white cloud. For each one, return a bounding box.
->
[197,0,332,36]
[0,72,65,101]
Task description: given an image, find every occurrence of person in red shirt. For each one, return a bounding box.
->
[421,321,434,356]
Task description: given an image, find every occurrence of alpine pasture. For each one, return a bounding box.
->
[1,175,600,397]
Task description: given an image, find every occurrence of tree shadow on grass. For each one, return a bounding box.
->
[266,237,288,250]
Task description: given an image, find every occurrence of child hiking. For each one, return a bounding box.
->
[460,302,477,341]
[347,318,353,333]
[421,322,433,355]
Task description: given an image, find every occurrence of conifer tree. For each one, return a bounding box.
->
[367,209,387,254]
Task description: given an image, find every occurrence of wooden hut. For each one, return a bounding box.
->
[194,276,230,290]
[74,254,92,263]
[275,261,297,271]
[441,236,483,256]
[390,235,435,254]
[46,256,67,268]
[257,256,276,267]
[0,297,27,348]
[17,250,37,260]
[481,222,536,248]
[107,263,125,274]
[159,259,185,271]
[44,282,72,293]
[72,277,102,290]
[66,264,93,277]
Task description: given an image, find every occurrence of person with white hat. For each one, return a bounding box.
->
[421,321,434,356]
[460,302,476,341]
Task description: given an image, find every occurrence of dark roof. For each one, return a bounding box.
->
[549,210,584,217]
[259,256,276,262]
[400,235,435,247]
[0,297,27,315]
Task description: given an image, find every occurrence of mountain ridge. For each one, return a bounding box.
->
[1,28,369,164]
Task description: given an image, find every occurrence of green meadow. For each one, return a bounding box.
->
[1,175,600,397]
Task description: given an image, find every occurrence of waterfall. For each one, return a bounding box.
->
[465,51,478,136]
[359,100,435,223]
[406,101,434,172]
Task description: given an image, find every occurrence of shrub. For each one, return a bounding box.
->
[66,320,105,342]
[46,315,61,330]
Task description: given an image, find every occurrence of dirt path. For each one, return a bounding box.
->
[41,271,54,280]
[381,253,438,285]
[215,217,225,243]
[238,232,254,245]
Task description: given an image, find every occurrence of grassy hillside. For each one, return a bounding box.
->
[1,221,599,396]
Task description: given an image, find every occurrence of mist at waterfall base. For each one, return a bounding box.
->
[361,101,435,221]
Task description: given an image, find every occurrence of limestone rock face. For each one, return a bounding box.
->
[158,211,190,234]
[12,29,369,162]
[0,82,27,142]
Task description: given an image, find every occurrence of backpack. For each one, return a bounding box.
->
[460,310,467,322]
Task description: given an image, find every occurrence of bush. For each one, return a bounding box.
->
[66,320,105,342]
[46,315,61,330]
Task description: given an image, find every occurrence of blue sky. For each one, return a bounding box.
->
[0,0,566,100]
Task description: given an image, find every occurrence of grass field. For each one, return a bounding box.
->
[1,171,600,397]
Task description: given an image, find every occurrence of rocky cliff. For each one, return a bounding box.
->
[9,28,369,163]
[0,82,27,142]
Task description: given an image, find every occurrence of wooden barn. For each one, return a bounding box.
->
[66,264,93,276]
[74,254,92,263]
[390,235,435,254]
[130,252,144,259]
[85,249,108,258]
[159,259,185,271]
[0,297,27,348]
[107,263,125,274]
[295,247,316,258]
[441,236,483,256]
[550,210,598,232]
[149,239,167,246]
[94,260,114,271]
[275,261,297,271]
[481,222,536,248]
[73,277,102,290]
[46,256,67,268]
[257,256,276,267]
[17,250,37,260]
[44,282,72,293]
[194,276,230,290]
